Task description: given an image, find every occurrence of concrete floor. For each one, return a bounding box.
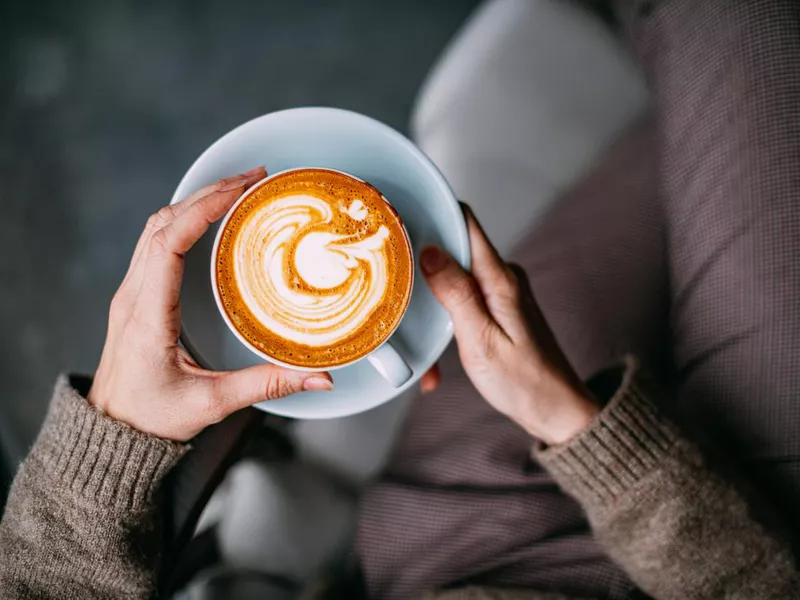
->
[0,0,480,465]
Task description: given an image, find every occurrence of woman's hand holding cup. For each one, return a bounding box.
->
[88,167,333,443]
[419,208,599,446]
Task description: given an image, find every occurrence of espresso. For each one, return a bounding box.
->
[215,169,413,369]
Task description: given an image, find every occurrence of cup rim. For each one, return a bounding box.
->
[209,166,415,372]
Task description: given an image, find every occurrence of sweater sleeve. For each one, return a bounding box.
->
[0,375,188,600]
[535,359,799,600]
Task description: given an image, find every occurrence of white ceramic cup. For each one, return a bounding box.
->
[209,167,414,387]
[173,107,469,419]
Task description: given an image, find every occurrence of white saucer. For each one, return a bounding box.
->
[171,108,469,419]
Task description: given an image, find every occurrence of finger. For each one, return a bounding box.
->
[135,167,266,265]
[122,167,266,291]
[143,184,251,311]
[157,184,248,256]
[461,207,532,339]
[212,364,333,415]
[463,206,515,300]
[420,363,441,393]
[172,166,266,218]
[420,245,497,344]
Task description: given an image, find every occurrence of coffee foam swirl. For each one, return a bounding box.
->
[216,169,413,368]
[233,194,392,347]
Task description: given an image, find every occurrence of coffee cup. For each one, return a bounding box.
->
[173,107,469,419]
[210,167,414,387]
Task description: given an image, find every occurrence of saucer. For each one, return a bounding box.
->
[170,107,469,419]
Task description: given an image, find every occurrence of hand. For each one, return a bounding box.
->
[419,208,599,445]
[88,167,334,442]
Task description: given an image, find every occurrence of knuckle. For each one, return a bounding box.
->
[447,275,479,308]
[109,290,131,316]
[216,176,237,188]
[461,321,497,365]
[129,301,148,327]
[264,375,295,400]
[149,227,171,255]
[474,320,495,353]
[194,194,214,215]
[146,206,176,230]
[157,204,177,223]
[200,386,228,424]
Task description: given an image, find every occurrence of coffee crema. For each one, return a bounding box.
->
[215,169,413,369]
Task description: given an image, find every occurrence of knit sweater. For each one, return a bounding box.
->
[1,363,798,599]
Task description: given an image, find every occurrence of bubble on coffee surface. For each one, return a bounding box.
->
[216,169,413,369]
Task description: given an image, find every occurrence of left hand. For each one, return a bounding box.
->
[418,207,599,445]
[88,167,333,442]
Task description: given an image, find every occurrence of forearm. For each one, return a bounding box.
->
[537,360,799,600]
[0,376,187,600]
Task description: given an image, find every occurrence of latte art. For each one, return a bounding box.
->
[215,169,413,369]
[234,195,392,347]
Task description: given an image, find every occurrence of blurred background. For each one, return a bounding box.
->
[0,0,482,472]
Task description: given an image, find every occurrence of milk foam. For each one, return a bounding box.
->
[233,194,393,347]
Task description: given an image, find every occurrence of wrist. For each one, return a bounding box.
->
[38,376,189,511]
[87,372,114,414]
[513,381,600,445]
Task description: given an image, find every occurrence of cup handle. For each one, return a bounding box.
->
[367,342,412,387]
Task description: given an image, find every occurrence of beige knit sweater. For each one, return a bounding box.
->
[1,364,798,599]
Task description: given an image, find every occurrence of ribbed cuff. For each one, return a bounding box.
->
[31,375,189,512]
[535,357,678,508]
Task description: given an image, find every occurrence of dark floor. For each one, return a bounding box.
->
[0,0,480,465]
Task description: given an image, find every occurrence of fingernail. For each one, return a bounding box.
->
[421,246,448,275]
[420,379,436,393]
[219,180,249,192]
[303,377,334,391]
[244,166,265,176]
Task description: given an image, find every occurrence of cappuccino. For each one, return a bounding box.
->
[215,169,413,369]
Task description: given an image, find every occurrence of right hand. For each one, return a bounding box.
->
[88,167,333,442]
[419,208,599,445]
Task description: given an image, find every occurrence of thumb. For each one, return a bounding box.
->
[213,363,333,414]
[421,245,494,342]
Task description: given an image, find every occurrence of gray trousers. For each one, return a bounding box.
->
[356,1,800,598]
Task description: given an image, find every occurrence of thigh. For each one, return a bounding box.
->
[629,0,800,522]
[511,121,668,381]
